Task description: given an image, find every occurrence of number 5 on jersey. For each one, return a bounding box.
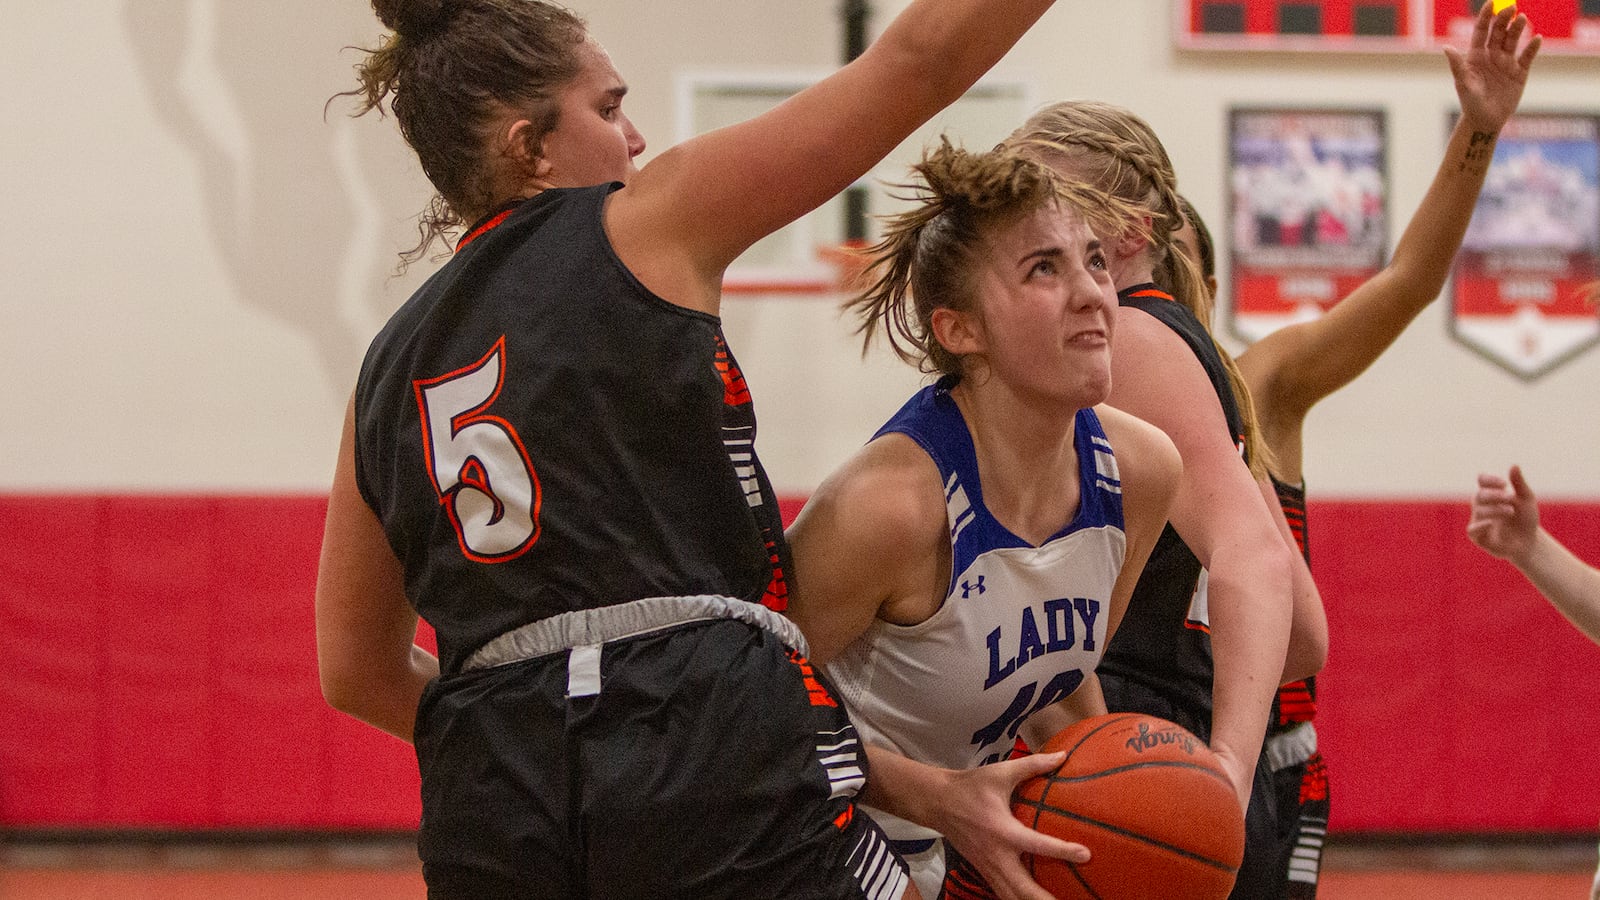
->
[414,337,542,562]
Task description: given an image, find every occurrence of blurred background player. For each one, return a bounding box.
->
[786,140,1180,900]
[314,0,1070,896]
[1173,4,1540,895]
[1468,463,1600,900]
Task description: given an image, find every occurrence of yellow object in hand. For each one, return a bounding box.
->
[1491,0,1515,12]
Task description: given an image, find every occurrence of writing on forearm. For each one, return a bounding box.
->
[1460,130,1498,172]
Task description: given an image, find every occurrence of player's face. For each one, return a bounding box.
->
[537,38,646,188]
[966,205,1117,409]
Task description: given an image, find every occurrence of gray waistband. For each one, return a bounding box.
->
[1265,721,1319,772]
[461,594,810,672]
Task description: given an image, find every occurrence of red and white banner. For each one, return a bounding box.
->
[1179,0,1600,56]
[1450,113,1600,380]
[1226,108,1388,344]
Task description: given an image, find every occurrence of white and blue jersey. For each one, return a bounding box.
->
[823,378,1126,893]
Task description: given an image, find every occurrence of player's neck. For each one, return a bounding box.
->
[951,386,1082,546]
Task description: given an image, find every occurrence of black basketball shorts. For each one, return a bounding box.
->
[413,609,910,900]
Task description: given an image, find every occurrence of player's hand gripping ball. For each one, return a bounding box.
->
[1012,713,1246,899]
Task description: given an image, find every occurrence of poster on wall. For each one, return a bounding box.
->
[1226,108,1387,344]
[1177,0,1600,56]
[1449,112,1600,380]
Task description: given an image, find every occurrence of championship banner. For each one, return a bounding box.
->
[1179,0,1600,56]
[1449,112,1600,380]
[1226,108,1388,344]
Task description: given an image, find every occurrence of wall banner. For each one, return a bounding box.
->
[1225,107,1388,344]
[1449,112,1600,380]
[1178,1,1600,56]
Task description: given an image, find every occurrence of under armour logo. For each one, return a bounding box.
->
[961,577,986,598]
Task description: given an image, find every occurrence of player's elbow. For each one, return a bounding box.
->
[1282,578,1329,684]
[1281,616,1328,685]
[317,651,375,721]
[319,666,361,717]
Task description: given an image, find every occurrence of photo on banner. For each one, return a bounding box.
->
[1225,107,1388,344]
[1449,111,1600,381]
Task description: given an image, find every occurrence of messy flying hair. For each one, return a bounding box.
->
[845,138,1139,379]
[340,0,588,264]
[1006,100,1272,477]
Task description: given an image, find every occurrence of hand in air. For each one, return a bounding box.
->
[1444,1,1541,133]
[937,751,1090,900]
[1467,465,1540,564]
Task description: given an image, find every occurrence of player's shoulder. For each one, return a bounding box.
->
[1093,404,1181,485]
[801,432,948,550]
[1111,305,1210,379]
[1107,308,1229,444]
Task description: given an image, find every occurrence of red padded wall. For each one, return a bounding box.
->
[0,495,422,830]
[1312,498,1600,832]
[2,493,1597,833]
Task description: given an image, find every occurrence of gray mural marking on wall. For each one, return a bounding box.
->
[121,0,435,393]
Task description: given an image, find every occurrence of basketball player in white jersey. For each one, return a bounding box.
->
[786,140,1181,900]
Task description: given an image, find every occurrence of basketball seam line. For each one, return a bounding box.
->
[1056,713,1142,765]
[1014,803,1240,872]
[1043,759,1235,786]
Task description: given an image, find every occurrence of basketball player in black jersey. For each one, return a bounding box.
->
[1173,7,1538,894]
[313,1,1072,897]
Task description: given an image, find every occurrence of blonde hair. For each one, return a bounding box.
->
[1006,100,1272,477]
[846,138,1137,379]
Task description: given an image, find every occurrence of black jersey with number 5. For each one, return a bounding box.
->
[353,184,790,673]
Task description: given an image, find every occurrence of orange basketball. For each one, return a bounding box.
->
[1011,713,1245,899]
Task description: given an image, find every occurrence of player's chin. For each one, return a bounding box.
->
[1072,354,1113,395]
[1060,367,1112,410]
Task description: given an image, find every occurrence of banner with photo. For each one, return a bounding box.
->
[1449,112,1600,380]
[1178,1,1600,56]
[1226,108,1387,344]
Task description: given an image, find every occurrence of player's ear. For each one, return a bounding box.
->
[502,118,552,180]
[1116,216,1153,260]
[931,306,984,358]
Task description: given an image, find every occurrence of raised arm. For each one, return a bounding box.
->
[1108,310,1294,807]
[1237,2,1539,480]
[1468,466,1600,644]
[609,0,1062,311]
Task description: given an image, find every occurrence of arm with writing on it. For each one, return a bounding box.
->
[1238,2,1540,483]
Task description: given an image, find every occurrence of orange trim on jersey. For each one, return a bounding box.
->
[714,337,753,407]
[1299,754,1329,803]
[786,650,839,708]
[456,208,517,253]
[1125,288,1174,301]
[833,803,854,830]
